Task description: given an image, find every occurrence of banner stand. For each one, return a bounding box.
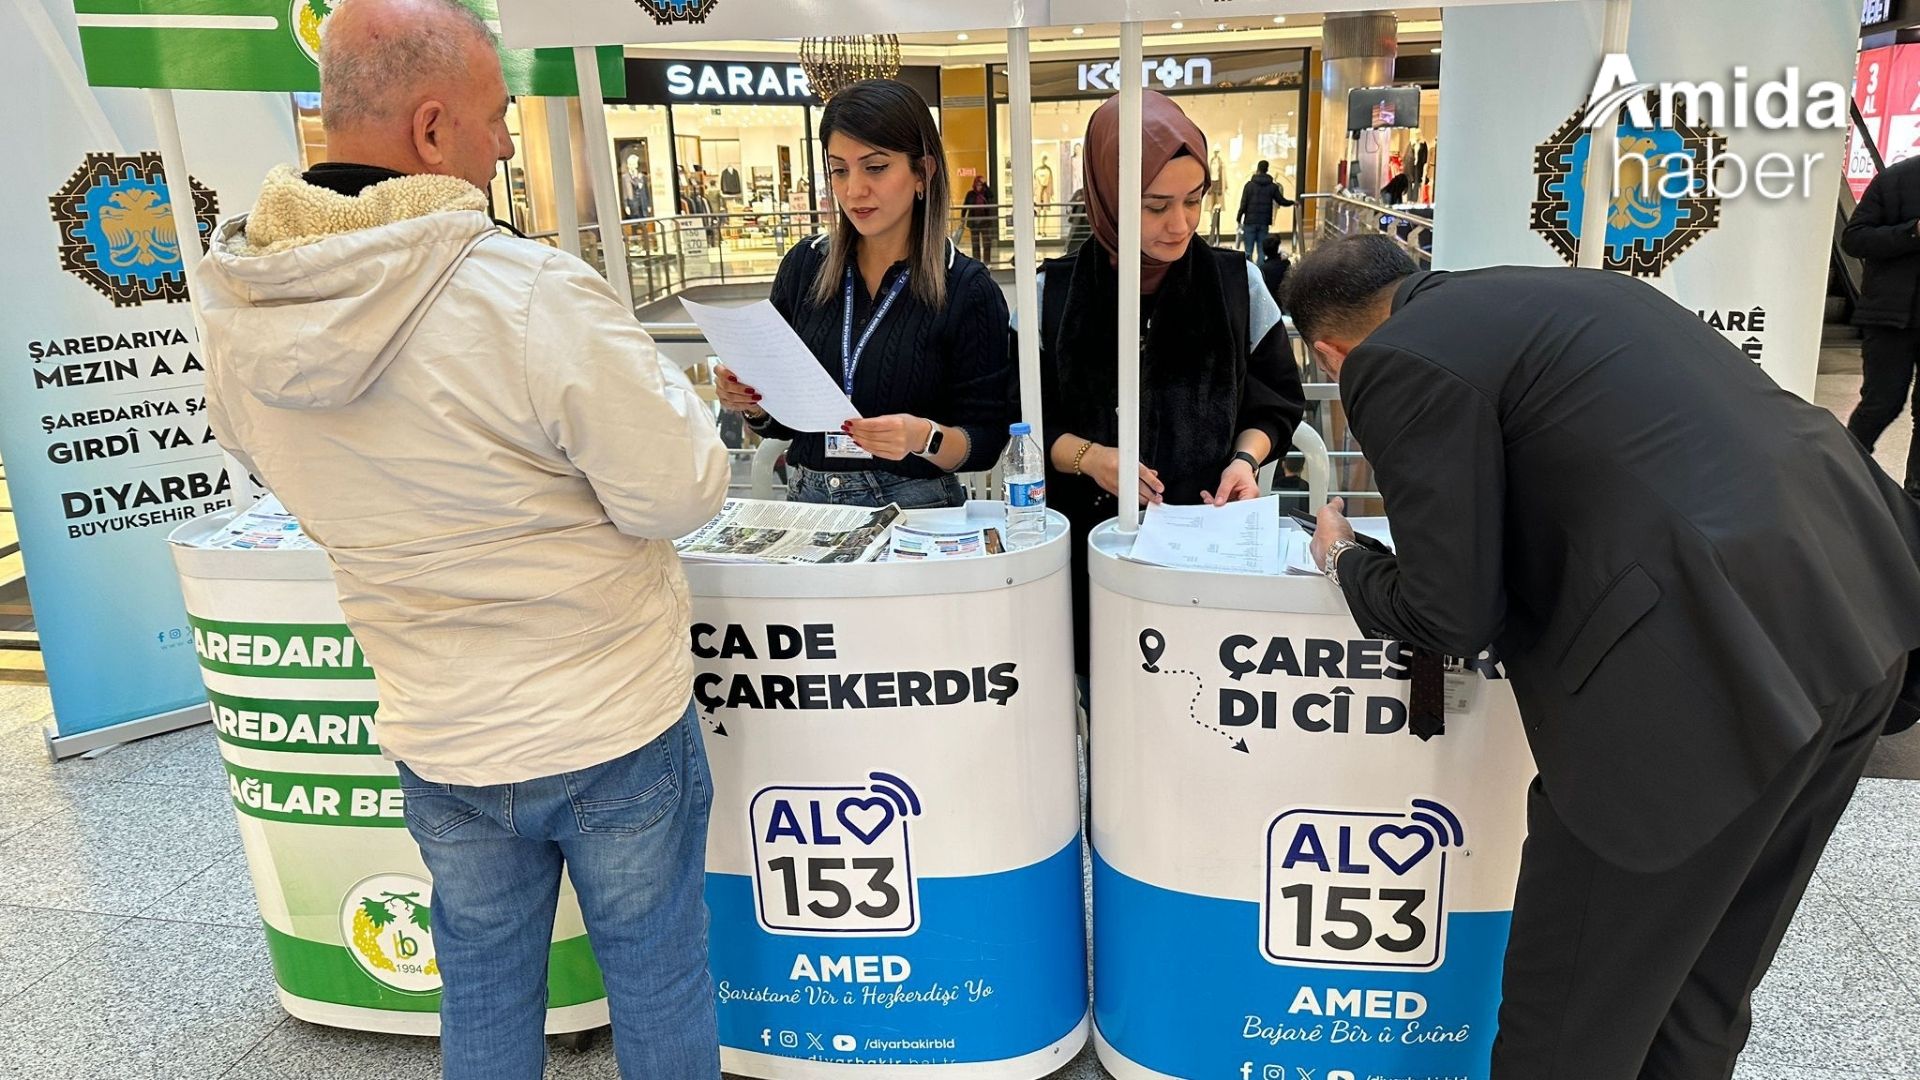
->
[39,88,236,763]
[45,702,212,760]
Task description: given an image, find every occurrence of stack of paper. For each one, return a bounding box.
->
[1126,495,1286,576]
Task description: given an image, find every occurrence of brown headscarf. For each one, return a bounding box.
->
[1083,89,1210,293]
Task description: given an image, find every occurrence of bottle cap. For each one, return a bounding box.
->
[1010,422,1031,436]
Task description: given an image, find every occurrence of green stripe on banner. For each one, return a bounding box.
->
[225,760,407,827]
[205,688,382,754]
[262,923,608,1009]
[189,615,374,680]
[72,0,625,95]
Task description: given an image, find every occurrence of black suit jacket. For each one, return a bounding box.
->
[1842,155,1920,328]
[1336,267,1920,872]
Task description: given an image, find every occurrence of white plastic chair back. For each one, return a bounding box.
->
[750,438,790,500]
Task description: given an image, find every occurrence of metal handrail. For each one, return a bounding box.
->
[1298,192,1433,267]
[520,203,1098,309]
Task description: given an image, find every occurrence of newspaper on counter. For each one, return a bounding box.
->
[886,523,1005,561]
[675,499,900,565]
[196,495,319,551]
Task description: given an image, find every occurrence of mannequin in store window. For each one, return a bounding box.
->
[1035,156,1054,207]
[712,79,1015,510]
[1208,150,1226,243]
[1036,90,1306,681]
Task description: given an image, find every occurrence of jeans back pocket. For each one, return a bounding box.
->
[562,735,681,835]
[394,763,484,838]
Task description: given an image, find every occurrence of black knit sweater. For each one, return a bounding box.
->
[752,237,1016,476]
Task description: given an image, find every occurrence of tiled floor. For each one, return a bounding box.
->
[1,356,1917,1080]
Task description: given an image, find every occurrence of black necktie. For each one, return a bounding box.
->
[1408,648,1446,740]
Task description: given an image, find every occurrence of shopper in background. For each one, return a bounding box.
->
[1841,154,1920,497]
[1037,90,1306,683]
[1235,159,1294,264]
[1380,169,1411,206]
[1259,234,1291,309]
[715,79,1015,509]
[1290,234,1920,1080]
[1065,186,1093,247]
[196,2,729,1076]
[963,175,997,266]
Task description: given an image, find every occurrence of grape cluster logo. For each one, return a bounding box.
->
[340,873,440,993]
[632,0,720,25]
[49,153,217,308]
[292,0,334,63]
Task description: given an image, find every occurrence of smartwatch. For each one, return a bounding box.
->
[916,422,945,458]
[1232,450,1261,472]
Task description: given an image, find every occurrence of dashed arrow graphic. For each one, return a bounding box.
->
[1155,667,1248,754]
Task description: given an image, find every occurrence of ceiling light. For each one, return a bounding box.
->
[1170,20,1184,29]
[1216,22,1228,30]
[1272,14,1287,22]
[1430,46,1442,53]
[957,32,969,40]
[1071,26,1085,35]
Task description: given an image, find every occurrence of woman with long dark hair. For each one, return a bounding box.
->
[1040,91,1306,680]
[714,80,1014,509]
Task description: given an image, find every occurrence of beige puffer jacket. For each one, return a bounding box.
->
[199,166,729,785]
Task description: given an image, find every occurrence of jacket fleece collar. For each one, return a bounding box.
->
[233,164,486,257]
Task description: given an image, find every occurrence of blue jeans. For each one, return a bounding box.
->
[788,465,966,509]
[1243,225,1270,263]
[395,702,717,1080]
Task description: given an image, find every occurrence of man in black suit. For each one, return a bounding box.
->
[1842,154,1920,497]
[1285,235,1920,1080]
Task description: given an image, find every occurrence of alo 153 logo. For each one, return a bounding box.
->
[750,772,921,936]
[1261,798,1466,971]
[49,153,217,308]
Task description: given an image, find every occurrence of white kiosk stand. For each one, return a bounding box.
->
[167,514,610,1036]
[685,510,1087,1077]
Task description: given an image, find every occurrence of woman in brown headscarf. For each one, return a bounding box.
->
[1036,90,1306,681]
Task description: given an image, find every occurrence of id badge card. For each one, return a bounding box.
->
[824,433,873,459]
[1442,657,1479,714]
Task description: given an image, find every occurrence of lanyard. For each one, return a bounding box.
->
[841,266,910,398]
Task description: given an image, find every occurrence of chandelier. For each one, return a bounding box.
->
[798,35,902,100]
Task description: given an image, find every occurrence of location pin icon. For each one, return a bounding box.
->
[1139,628,1165,673]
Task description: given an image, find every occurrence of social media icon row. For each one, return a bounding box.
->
[1238,1065,1357,1080]
[757,1029,857,1053]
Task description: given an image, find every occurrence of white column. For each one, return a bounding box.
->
[572,48,635,311]
[1574,0,1633,270]
[1008,26,1042,432]
[544,96,582,258]
[1116,19,1144,534]
[148,89,263,504]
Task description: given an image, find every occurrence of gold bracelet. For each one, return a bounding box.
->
[1071,439,1094,475]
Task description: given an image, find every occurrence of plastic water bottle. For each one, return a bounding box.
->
[1004,422,1047,550]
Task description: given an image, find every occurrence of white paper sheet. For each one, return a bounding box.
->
[681,299,863,432]
[1127,495,1284,576]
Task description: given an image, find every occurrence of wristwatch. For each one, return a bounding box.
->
[915,422,945,458]
[1232,450,1261,472]
[1323,538,1363,585]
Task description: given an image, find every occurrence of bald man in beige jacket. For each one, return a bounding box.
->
[198,1,728,1075]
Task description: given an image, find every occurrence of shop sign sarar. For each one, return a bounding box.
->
[666,62,813,101]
